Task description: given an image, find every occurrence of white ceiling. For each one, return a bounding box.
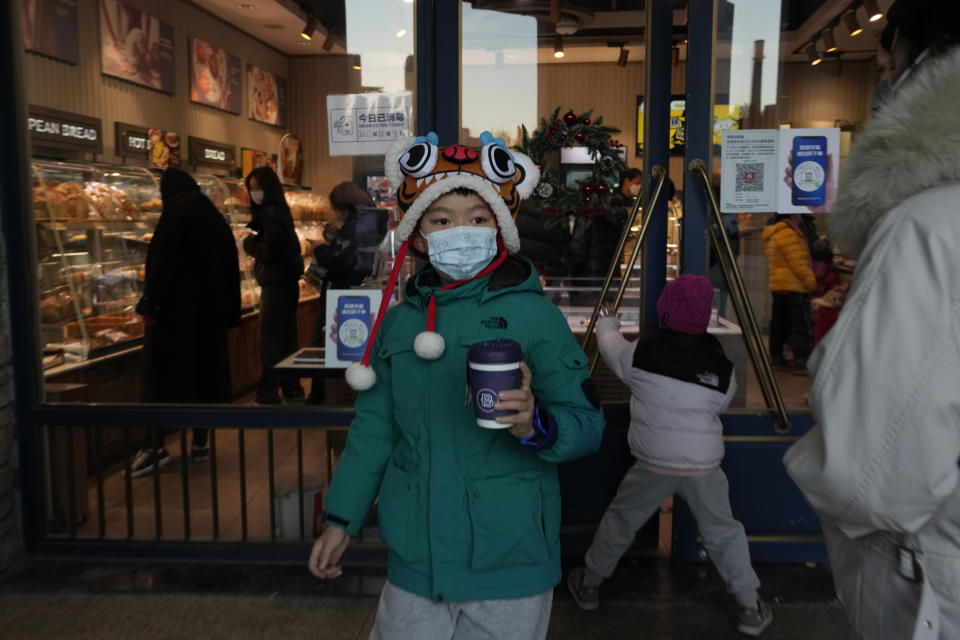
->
[189,0,344,55]
[189,0,885,64]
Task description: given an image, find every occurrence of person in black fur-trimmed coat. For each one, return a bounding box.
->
[567,275,773,637]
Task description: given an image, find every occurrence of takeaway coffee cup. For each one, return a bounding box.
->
[467,338,523,429]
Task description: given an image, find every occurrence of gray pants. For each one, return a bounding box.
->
[585,462,760,606]
[369,580,553,640]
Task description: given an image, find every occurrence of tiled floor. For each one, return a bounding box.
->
[0,558,857,639]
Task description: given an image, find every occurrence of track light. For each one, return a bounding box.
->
[554,35,565,58]
[617,47,629,67]
[863,0,884,23]
[300,14,317,40]
[821,28,837,53]
[807,43,822,66]
[843,10,862,37]
[322,33,335,51]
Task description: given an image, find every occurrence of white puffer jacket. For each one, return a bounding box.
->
[784,48,960,640]
[597,318,736,474]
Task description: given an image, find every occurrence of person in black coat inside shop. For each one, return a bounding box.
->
[568,168,642,306]
[305,182,388,404]
[129,168,241,478]
[313,181,387,290]
[244,166,306,404]
[516,201,570,304]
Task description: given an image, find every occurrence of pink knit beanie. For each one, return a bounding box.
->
[656,274,714,334]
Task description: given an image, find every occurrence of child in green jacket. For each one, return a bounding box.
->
[308,131,606,639]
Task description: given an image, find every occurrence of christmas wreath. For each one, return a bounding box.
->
[516,106,628,227]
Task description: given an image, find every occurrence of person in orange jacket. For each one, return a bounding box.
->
[762,214,816,370]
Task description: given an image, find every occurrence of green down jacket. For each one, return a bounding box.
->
[324,255,606,603]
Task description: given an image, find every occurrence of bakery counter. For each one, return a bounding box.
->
[42,292,322,475]
[44,291,322,403]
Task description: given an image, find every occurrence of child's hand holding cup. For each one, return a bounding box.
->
[467,339,535,438]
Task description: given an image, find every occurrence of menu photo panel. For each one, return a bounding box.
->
[100,0,175,93]
[248,64,288,128]
[22,0,79,64]
[190,38,242,114]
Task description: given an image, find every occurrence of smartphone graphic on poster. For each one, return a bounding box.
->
[336,295,370,362]
[791,135,827,206]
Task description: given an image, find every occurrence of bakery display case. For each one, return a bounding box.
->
[34,161,157,367]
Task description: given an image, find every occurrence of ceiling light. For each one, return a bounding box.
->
[807,43,822,66]
[236,3,254,9]
[555,19,579,36]
[617,47,629,67]
[396,29,407,38]
[300,15,317,40]
[352,56,362,70]
[554,35,564,59]
[863,0,884,23]
[843,10,862,37]
[821,28,837,52]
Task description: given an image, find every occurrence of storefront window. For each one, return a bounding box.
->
[26,0,415,409]
[460,0,886,411]
[712,0,882,409]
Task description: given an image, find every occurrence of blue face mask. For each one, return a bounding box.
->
[422,226,498,281]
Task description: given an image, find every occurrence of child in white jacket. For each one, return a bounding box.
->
[567,275,773,637]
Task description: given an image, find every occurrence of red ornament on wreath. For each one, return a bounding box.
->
[596,183,607,194]
[575,131,585,143]
[563,110,577,125]
[583,117,591,125]
[582,184,593,195]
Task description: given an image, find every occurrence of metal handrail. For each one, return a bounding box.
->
[689,159,791,434]
[584,164,668,373]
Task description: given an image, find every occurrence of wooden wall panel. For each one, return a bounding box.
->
[536,61,645,169]
[288,56,363,194]
[778,61,874,128]
[24,0,289,167]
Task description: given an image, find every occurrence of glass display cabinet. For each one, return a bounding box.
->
[33,161,156,367]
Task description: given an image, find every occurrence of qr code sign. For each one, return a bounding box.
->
[735,162,764,192]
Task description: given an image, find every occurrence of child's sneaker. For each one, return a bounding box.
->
[566,567,599,611]
[128,448,171,478]
[737,599,773,636]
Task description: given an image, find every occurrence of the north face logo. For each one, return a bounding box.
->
[481,316,508,329]
[696,371,720,388]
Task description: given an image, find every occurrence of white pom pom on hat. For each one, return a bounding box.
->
[345,362,377,391]
[414,330,445,359]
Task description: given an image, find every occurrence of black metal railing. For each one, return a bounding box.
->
[39,423,354,546]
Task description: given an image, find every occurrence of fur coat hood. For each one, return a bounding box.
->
[829,48,960,256]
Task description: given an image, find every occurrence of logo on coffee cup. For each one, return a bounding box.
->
[477,389,498,411]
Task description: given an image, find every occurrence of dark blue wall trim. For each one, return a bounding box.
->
[681,0,716,276]
[416,1,459,144]
[2,0,43,552]
[641,1,672,330]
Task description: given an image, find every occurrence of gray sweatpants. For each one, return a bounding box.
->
[585,462,761,606]
[369,580,553,640]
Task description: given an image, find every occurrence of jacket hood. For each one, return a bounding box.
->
[762,220,790,241]
[830,48,960,256]
[160,168,200,201]
[404,254,541,309]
